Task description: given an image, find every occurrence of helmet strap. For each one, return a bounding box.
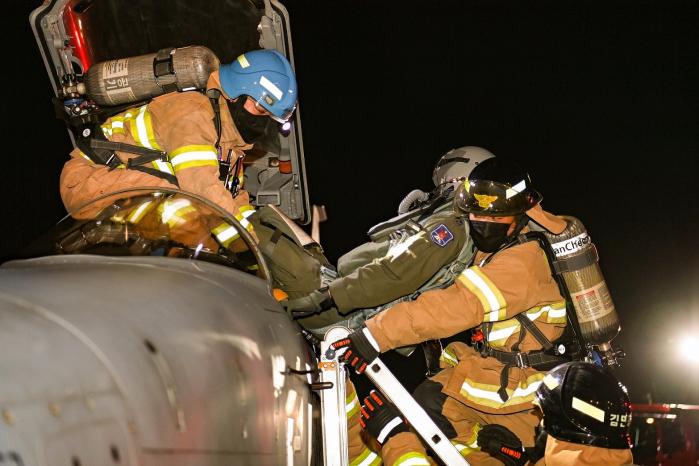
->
[509,214,529,239]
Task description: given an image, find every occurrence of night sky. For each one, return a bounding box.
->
[4,1,699,404]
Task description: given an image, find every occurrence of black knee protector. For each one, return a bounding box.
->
[412,379,458,438]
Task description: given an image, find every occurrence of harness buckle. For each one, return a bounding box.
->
[515,352,528,368]
[105,153,118,171]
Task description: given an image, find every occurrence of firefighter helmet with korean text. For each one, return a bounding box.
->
[534,362,631,449]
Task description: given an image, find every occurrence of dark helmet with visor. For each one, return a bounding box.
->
[454,158,542,217]
[534,362,632,449]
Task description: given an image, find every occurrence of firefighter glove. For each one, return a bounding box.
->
[283,287,334,317]
[360,390,409,445]
[327,326,380,374]
[477,424,528,466]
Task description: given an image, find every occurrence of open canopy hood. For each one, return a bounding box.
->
[30,0,310,223]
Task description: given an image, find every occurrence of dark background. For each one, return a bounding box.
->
[4,1,699,404]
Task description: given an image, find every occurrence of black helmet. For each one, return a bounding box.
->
[534,362,632,449]
[454,158,542,217]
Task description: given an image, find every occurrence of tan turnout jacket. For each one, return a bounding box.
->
[367,237,567,414]
[60,73,253,224]
[534,436,634,465]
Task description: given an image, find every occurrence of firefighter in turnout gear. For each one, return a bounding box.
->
[330,158,575,465]
[531,361,633,465]
[285,146,495,334]
[60,49,297,238]
[477,362,634,465]
[291,146,494,466]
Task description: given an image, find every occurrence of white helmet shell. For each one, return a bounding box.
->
[432,146,495,195]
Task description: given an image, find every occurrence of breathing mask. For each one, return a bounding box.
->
[228,96,274,144]
[469,220,512,253]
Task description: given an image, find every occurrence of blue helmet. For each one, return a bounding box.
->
[219,49,298,123]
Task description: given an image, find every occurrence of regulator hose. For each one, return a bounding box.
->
[397,189,430,214]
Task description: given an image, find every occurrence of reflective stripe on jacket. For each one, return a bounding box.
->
[380,432,432,466]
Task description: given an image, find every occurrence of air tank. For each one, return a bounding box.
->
[83,45,220,106]
[543,216,621,349]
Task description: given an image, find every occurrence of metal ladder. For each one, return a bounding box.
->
[318,326,470,466]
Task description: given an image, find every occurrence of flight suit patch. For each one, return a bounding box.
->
[430,224,454,247]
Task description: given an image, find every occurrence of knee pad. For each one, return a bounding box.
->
[413,379,458,438]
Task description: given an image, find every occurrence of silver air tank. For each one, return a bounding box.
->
[83,45,220,106]
[543,216,621,354]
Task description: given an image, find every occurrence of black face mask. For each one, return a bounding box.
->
[228,97,274,144]
[469,220,511,253]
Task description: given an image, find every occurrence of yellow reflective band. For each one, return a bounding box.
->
[458,267,507,321]
[545,301,567,323]
[525,307,546,321]
[110,118,125,134]
[487,320,520,347]
[131,105,162,150]
[238,204,256,215]
[451,422,482,458]
[234,207,256,232]
[572,396,606,422]
[79,150,93,162]
[392,452,430,466]
[350,447,382,466]
[440,348,459,367]
[160,199,195,227]
[126,200,155,224]
[234,216,253,232]
[345,391,360,419]
[169,145,219,172]
[212,222,240,246]
[238,206,256,229]
[102,118,125,137]
[129,106,144,146]
[152,159,175,175]
[466,423,482,449]
[452,443,477,459]
[488,301,567,347]
[237,54,250,68]
[459,374,544,409]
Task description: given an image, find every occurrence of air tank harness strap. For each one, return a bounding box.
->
[76,125,179,186]
[481,314,563,402]
[551,245,599,274]
[207,89,223,150]
[153,47,178,94]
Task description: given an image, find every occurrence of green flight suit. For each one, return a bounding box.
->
[250,206,335,298]
[297,206,474,333]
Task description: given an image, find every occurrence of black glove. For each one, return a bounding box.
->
[360,390,409,445]
[327,326,380,373]
[477,424,528,466]
[282,287,334,317]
